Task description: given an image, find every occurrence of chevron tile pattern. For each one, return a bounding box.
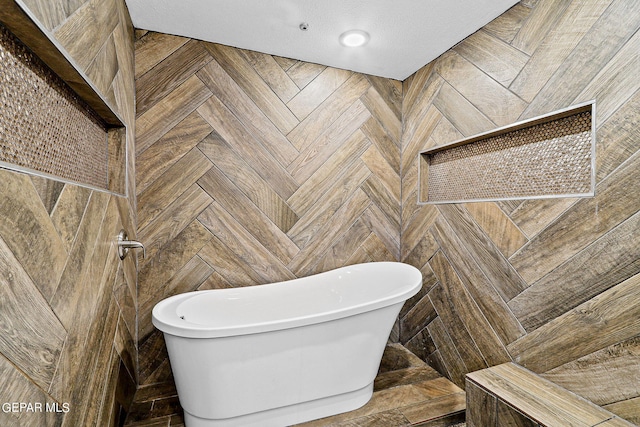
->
[0,169,137,427]
[134,32,403,388]
[401,0,640,424]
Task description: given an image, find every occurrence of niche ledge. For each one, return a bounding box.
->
[418,100,596,204]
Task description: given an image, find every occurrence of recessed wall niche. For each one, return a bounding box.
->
[418,101,595,204]
[0,22,125,194]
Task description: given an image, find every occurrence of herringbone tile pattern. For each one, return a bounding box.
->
[401,0,640,423]
[134,33,403,387]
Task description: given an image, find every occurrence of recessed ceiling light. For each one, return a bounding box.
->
[339,30,370,47]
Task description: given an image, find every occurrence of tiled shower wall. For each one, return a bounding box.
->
[0,0,136,425]
[400,0,640,423]
[133,0,640,425]
[132,31,403,416]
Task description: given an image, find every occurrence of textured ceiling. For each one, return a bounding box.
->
[125,0,519,80]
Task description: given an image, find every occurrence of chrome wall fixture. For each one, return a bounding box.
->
[117,229,145,260]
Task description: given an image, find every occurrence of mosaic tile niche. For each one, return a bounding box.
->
[418,102,595,204]
[0,22,112,190]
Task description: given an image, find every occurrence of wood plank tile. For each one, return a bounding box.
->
[402,61,435,120]
[53,0,119,70]
[522,0,640,118]
[510,151,640,284]
[198,235,264,288]
[543,336,640,407]
[508,197,577,240]
[464,202,528,258]
[136,74,212,155]
[273,55,297,71]
[286,60,325,89]
[134,32,189,79]
[497,400,539,427]
[509,0,611,103]
[196,58,299,167]
[365,75,403,123]
[287,99,371,184]
[0,170,68,301]
[197,132,298,233]
[402,104,442,175]
[138,255,214,339]
[491,363,614,426]
[508,272,640,373]
[361,175,400,235]
[287,189,370,276]
[286,73,371,152]
[361,86,402,144]
[198,202,296,283]
[438,204,528,301]
[455,29,529,88]
[430,251,512,367]
[361,204,401,260]
[135,39,212,115]
[85,33,118,101]
[511,0,573,55]
[577,28,640,123]
[137,147,212,231]
[603,399,640,425]
[427,316,468,388]
[311,219,370,275]
[428,264,488,373]
[401,392,466,425]
[402,205,440,260]
[466,381,497,427]
[432,82,495,138]
[0,234,66,391]
[596,88,640,181]
[402,232,439,271]
[203,43,299,134]
[361,116,401,173]
[137,220,213,310]
[196,94,298,199]
[401,294,438,344]
[50,190,110,329]
[50,182,92,254]
[360,233,396,263]
[430,216,526,346]
[509,209,640,332]
[138,183,214,265]
[434,51,527,127]
[197,165,299,264]
[287,156,370,246]
[239,48,300,103]
[0,353,63,427]
[135,111,213,195]
[483,3,533,43]
[30,175,64,214]
[286,66,351,120]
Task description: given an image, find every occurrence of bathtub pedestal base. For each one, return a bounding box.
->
[183,381,374,427]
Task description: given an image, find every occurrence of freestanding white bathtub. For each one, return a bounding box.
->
[152,262,422,427]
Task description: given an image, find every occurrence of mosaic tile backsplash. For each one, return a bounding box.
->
[0,23,108,189]
[421,109,594,203]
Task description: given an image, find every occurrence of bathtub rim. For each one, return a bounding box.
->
[152,261,422,339]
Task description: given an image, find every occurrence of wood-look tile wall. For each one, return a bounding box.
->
[401,0,640,424]
[19,0,137,200]
[0,0,137,426]
[133,31,403,411]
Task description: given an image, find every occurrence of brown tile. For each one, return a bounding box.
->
[338,409,411,427]
[374,366,442,392]
[400,392,466,425]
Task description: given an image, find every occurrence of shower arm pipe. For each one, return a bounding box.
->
[117,229,145,260]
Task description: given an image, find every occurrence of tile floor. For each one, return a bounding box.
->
[125,344,466,427]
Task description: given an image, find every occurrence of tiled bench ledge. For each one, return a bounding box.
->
[466,363,634,427]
